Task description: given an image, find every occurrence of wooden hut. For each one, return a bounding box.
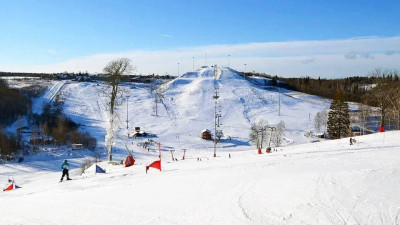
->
[201,129,212,140]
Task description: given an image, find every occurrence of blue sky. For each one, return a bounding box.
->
[1,0,400,77]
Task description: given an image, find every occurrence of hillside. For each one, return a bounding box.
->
[59,67,335,161]
[2,68,399,224]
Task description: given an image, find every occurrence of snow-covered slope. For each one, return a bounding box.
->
[1,131,399,225]
[21,68,332,162]
[32,80,67,114]
[3,68,399,224]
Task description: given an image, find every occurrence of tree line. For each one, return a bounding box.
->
[0,79,31,126]
[243,69,399,104]
[244,69,400,133]
[29,102,97,150]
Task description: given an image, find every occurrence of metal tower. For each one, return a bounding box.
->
[213,65,223,157]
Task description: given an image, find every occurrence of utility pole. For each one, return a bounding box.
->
[153,84,159,117]
[278,87,281,116]
[126,97,129,129]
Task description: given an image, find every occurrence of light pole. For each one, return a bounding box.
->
[126,97,129,129]
[278,87,281,116]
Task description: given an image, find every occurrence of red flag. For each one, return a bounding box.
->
[146,160,161,173]
[125,155,135,167]
[3,183,14,191]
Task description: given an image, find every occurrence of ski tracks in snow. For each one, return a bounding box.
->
[33,80,67,114]
[236,180,259,222]
[314,170,400,225]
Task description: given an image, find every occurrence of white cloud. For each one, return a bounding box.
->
[2,36,400,78]
[161,34,173,38]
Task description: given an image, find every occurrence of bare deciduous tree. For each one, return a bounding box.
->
[359,104,372,135]
[249,119,268,149]
[366,69,398,132]
[389,85,400,130]
[314,109,328,132]
[103,58,134,161]
[273,120,285,147]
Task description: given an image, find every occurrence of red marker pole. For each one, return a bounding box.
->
[158,142,161,160]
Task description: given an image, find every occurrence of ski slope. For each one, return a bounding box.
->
[1,132,399,225]
[2,68,399,224]
[32,80,67,114]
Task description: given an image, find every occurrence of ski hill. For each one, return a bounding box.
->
[1,68,399,224]
[58,67,333,162]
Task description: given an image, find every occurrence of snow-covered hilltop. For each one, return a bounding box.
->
[1,68,399,224]
[57,67,330,161]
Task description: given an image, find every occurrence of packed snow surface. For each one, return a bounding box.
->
[1,131,399,225]
[1,68,399,224]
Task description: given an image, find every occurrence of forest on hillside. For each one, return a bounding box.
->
[0,80,96,161]
[243,68,400,106]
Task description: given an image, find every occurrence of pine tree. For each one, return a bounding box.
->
[327,90,350,139]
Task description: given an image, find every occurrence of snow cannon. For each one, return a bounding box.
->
[258,149,262,154]
[379,125,385,132]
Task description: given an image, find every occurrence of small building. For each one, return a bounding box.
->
[315,132,326,138]
[129,127,148,138]
[71,143,83,150]
[132,131,147,138]
[201,129,212,140]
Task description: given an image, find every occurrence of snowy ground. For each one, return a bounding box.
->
[1,131,399,225]
[1,68,399,224]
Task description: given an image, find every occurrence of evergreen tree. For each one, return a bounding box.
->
[327,90,350,139]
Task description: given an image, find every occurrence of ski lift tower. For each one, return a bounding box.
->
[213,65,223,157]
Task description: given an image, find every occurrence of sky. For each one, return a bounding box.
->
[0,0,400,78]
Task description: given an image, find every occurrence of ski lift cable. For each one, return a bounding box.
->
[116,133,134,157]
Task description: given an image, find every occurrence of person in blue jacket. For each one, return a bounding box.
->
[60,159,72,182]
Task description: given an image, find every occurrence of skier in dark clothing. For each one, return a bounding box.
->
[60,159,71,182]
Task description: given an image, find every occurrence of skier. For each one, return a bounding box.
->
[60,159,72,182]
